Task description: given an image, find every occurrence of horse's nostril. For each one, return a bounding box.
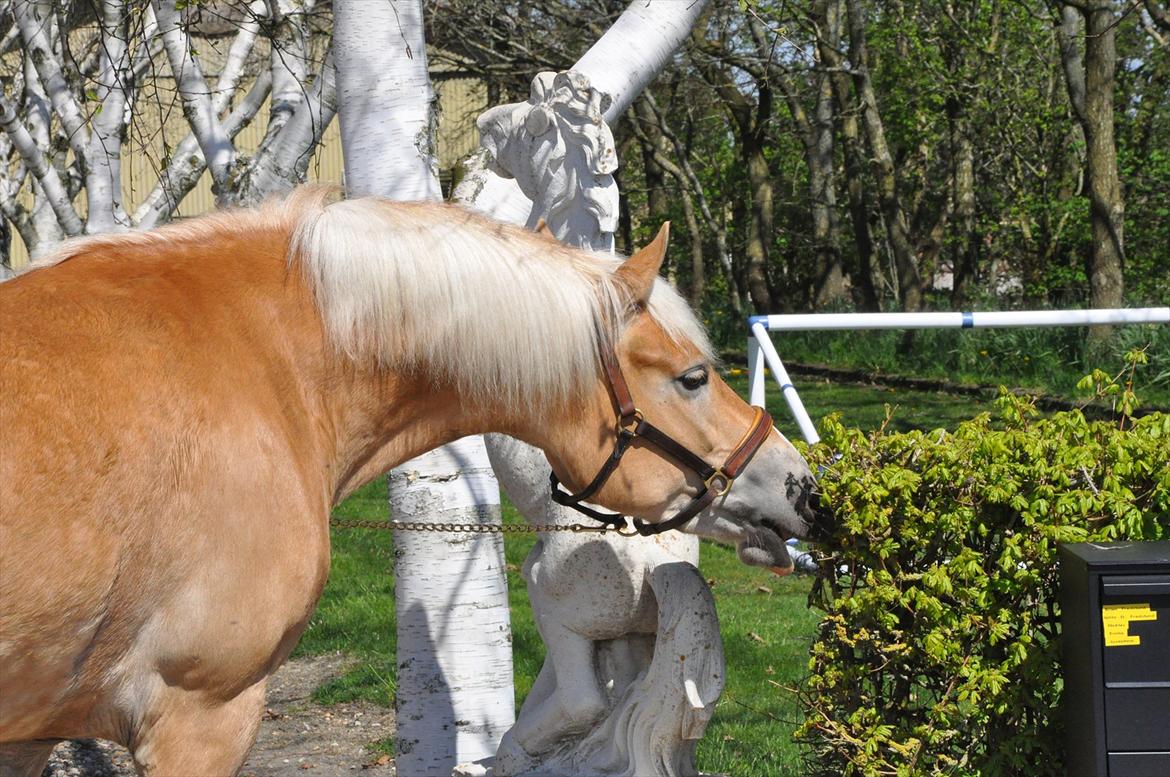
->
[804,494,836,542]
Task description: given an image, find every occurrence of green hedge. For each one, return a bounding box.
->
[796,354,1169,776]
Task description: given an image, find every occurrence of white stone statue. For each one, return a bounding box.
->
[484,437,724,777]
[461,69,618,252]
[453,67,727,777]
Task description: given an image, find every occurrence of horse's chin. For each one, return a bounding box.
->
[734,530,793,572]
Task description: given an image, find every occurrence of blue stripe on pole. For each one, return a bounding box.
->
[962,311,974,328]
[748,315,770,330]
[781,384,794,391]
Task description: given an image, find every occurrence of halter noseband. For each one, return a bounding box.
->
[550,344,774,536]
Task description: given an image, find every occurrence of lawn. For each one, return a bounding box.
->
[294,378,1006,775]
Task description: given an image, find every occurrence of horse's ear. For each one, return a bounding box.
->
[615,222,669,306]
[532,218,557,243]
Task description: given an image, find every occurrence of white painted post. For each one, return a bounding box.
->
[747,333,766,408]
[751,322,821,444]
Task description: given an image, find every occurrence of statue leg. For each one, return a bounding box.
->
[503,620,606,759]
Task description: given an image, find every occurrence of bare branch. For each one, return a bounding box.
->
[132,1,265,228]
[134,70,273,229]
[0,91,84,237]
[263,0,311,140]
[84,0,134,232]
[152,0,236,191]
[1147,0,1170,31]
[13,0,91,167]
[233,48,336,204]
[636,92,741,313]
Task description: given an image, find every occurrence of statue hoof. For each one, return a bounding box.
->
[493,732,536,776]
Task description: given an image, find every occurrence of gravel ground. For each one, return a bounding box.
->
[41,653,396,776]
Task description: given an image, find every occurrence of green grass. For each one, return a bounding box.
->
[292,378,1013,774]
[722,370,997,439]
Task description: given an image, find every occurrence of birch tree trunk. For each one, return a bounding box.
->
[452,3,717,773]
[333,2,513,774]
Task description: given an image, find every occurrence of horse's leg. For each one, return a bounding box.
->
[0,741,58,777]
[130,680,266,777]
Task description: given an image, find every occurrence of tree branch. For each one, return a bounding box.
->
[133,0,265,227]
[1057,4,1088,124]
[231,48,336,205]
[0,91,84,237]
[13,0,91,169]
[263,0,311,140]
[636,93,741,313]
[152,0,236,191]
[134,69,273,229]
[84,0,135,232]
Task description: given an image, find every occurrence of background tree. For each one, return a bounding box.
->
[332,1,514,774]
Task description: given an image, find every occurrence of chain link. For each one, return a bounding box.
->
[328,517,637,536]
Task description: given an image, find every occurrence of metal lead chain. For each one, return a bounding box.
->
[328,517,636,536]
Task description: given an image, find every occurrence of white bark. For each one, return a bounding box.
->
[0,93,84,238]
[333,1,513,774]
[21,55,64,251]
[13,0,91,171]
[390,439,514,776]
[83,0,133,233]
[5,0,330,249]
[0,133,38,258]
[232,51,334,204]
[334,0,439,200]
[135,70,275,227]
[575,0,711,125]
[263,0,312,140]
[152,0,236,191]
[453,4,722,774]
[134,3,271,226]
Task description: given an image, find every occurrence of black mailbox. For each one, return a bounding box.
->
[1060,542,1170,777]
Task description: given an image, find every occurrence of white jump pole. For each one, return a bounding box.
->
[747,332,766,407]
[746,307,1170,445]
[749,307,1170,332]
[750,322,821,444]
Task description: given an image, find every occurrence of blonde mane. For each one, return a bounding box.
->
[289,193,713,409]
[24,187,712,410]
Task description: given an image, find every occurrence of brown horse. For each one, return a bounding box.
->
[0,187,820,776]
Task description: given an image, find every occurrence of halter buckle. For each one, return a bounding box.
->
[704,469,733,497]
[616,409,644,435]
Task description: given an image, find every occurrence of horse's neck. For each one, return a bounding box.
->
[323,371,474,503]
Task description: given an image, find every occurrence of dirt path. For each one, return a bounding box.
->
[42,653,396,776]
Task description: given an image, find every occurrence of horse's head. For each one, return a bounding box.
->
[540,225,826,574]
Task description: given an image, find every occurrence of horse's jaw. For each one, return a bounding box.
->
[674,441,827,573]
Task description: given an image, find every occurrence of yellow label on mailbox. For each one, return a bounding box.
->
[1101,603,1158,647]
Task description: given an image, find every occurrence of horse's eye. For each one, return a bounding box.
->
[678,368,708,391]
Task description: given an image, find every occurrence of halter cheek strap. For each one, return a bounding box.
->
[549,343,773,536]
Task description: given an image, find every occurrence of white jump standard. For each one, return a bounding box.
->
[747,307,1170,445]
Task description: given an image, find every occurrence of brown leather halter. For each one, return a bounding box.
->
[550,343,774,536]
